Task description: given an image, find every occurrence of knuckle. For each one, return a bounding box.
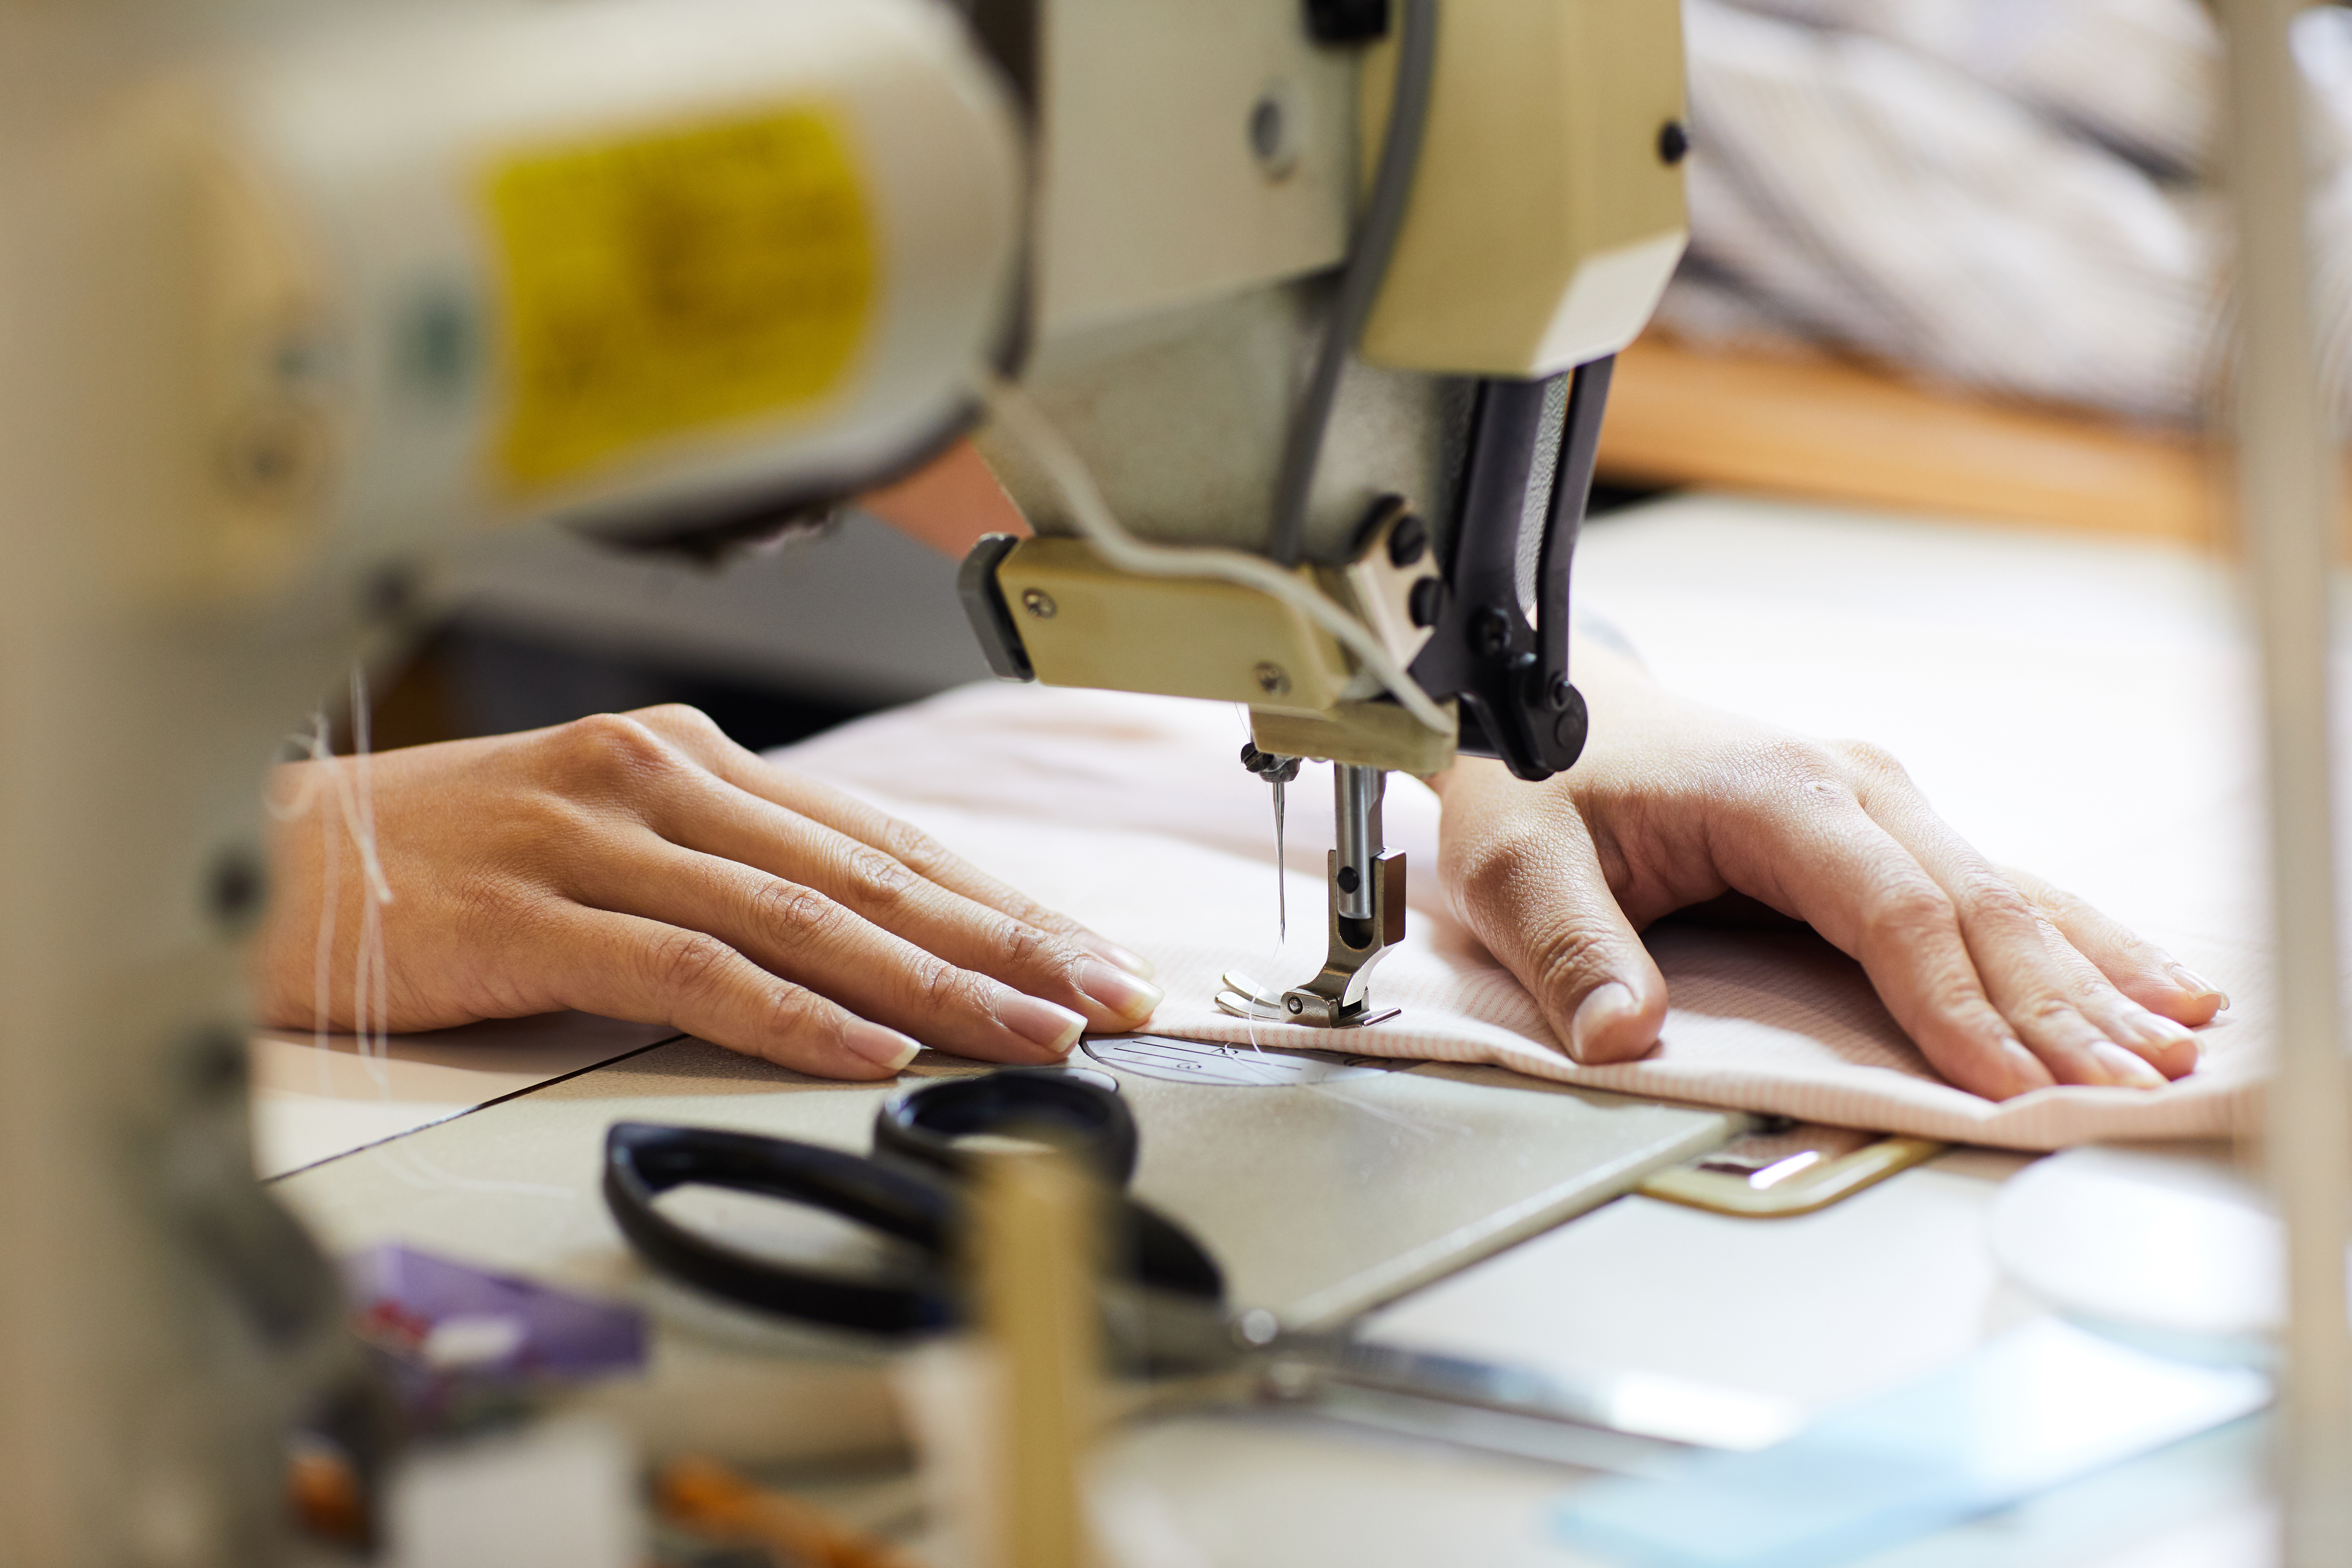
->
[547,712,674,790]
[1745,737,1849,801]
[1860,878,1956,948]
[876,818,952,878]
[751,880,848,946]
[1829,738,1909,781]
[994,914,1058,973]
[841,845,921,909]
[915,955,971,1015]
[754,980,825,1045]
[646,929,737,1000]
[631,702,723,741]
[1917,970,1994,1023]
[2015,994,2086,1037]
[1949,870,2036,926]
[1525,924,1614,1001]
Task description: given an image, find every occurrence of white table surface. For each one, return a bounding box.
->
[265,492,2289,1566]
[252,1014,681,1178]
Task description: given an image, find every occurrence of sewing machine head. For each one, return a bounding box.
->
[951,0,1690,1024]
[961,0,1688,780]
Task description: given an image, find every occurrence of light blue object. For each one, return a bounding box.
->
[1553,1319,2268,1568]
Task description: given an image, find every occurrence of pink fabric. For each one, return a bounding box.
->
[774,679,2263,1153]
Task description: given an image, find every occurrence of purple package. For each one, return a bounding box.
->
[343,1243,646,1382]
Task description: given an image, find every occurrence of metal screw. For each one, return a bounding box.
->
[1386,511,1428,568]
[178,1026,248,1101]
[1286,996,1305,1015]
[1237,1308,1282,1347]
[1254,662,1291,696]
[204,845,266,932]
[1409,576,1444,629]
[1021,588,1057,619]
[361,560,419,622]
[1249,88,1298,178]
[221,407,322,499]
[1472,604,1513,658]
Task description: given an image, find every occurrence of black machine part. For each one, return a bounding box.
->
[1407,355,1614,783]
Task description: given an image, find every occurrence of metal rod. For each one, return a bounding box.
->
[1334,764,1385,921]
[2216,2,2352,1560]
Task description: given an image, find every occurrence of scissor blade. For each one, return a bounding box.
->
[1302,1381,1689,1476]
[1322,1340,1804,1452]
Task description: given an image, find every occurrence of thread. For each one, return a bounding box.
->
[975,374,1452,736]
[267,666,397,1085]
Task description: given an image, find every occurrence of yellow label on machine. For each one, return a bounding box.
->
[483,105,874,491]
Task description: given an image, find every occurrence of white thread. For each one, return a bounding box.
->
[314,668,394,1069]
[303,714,346,1077]
[376,1144,575,1202]
[975,374,1453,736]
[273,673,398,1084]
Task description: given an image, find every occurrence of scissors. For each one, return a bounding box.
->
[604,1069,1223,1336]
[603,1070,1795,1463]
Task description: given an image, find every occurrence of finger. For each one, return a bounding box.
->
[1443,800,1667,1064]
[700,804,1163,1030]
[581,838,1090,1065]
[1708,785,2055,1099]
[632,706,1157,978]
[581,743,1161,1031]
[542,906,923,1080]
[2003,865,2228,1027]
[1847,768,2179,1087]
[2020,909,2200,1082]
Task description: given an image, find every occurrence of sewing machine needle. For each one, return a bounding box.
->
[1274,777,1286,946]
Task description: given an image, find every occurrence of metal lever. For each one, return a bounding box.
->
[1408,356,1614,782]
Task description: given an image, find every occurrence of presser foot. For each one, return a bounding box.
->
[1215,971,1401,1029]
[1214,849,1407,1030]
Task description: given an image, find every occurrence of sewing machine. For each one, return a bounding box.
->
[953,0,1687,1027]
[0,0,1682,1560]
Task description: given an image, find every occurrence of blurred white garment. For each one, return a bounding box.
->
[1664,0,2352,431]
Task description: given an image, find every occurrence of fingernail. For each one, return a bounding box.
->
[2167,964,2228,1009]
[845,1019,921,1073]
[2092,1040,2168,1090]
[1568,982,1639,1063]
[1077,958,1163,1024]
[1082,934,1156,980]
[990,982,1086,1054]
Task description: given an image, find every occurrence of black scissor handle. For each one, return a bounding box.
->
[876,1073,1223,1303]
[874,1070,1140,1185]
[603,1122,956,1336]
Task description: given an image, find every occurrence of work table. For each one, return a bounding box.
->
[269,493,2290,1565]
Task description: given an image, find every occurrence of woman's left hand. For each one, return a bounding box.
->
[1430,635,2225,1100]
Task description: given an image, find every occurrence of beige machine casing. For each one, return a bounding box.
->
[0,3,1020,1561]
[977,0,1688,775]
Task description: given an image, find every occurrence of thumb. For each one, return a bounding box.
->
[1444,801,1668,1064]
